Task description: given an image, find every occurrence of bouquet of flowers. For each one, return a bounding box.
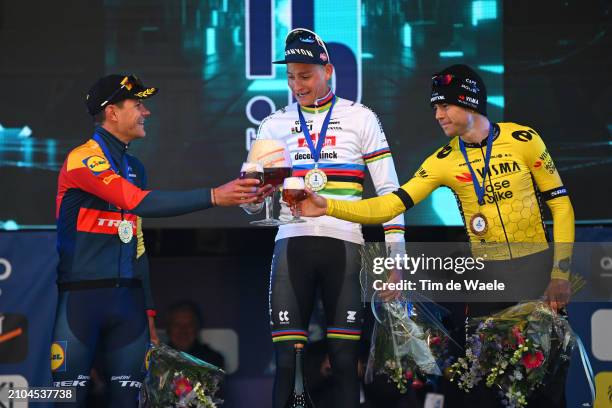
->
[361,241,456,393]
[365,298,455,393]
[139,343,225,408]
[449,301,575,408]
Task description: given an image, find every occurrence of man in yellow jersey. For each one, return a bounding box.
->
[296,64,574,407]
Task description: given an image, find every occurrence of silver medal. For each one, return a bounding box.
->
[118,220,134,243]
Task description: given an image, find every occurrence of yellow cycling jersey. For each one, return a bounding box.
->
[326,123,574,271]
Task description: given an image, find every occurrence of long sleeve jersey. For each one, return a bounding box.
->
[56,126,214,309]
[325,122,574,277]
[257,93,405,246]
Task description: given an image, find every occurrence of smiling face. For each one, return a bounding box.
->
[433,103,474,137]
[286,63,333,106]
[103,98,151,143]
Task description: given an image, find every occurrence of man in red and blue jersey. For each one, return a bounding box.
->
[53,74,265,407]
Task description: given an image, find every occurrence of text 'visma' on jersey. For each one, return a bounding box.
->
[406,122,568,257]
[55,132,150,284]
[257,96,405,245]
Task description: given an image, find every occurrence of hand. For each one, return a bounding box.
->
[379,269,403,302]
[257,184,275,202]
[543,278,571,311]
[148,315,160,345]
[293,189,327,217]
[213,178,262,206]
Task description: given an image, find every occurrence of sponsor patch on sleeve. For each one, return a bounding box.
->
[83,155,111,174]
[541,186,568,201]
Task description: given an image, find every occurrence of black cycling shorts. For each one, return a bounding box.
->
[269,236,363,343]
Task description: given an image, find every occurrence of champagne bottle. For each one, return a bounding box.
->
[284,343,316,408]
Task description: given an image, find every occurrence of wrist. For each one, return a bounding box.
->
[211,188,217,206]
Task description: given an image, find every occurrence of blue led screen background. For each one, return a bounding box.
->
[0,0,610,228]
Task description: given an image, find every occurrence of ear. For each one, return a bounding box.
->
[105,105,118,123]
[324,64,334,81]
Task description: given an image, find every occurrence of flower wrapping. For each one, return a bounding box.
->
[360,243,455,393]
[139,342,225,408]
[365,299,454,393]
[449,301,575,408]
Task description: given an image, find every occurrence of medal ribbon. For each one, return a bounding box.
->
[458,125,494,206]
[297,96,336,166]
[93,133,132,184]
[93,132,134,242]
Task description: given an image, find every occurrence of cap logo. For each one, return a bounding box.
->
[285,48,314,57]
[134,88,156,98]
[120,76,134,91]
[320,53,328,62]
[299,37,315,43]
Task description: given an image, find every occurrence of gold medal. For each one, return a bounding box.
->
[304,168,327,191]
[469,213,488,236]
[118,220,134,243]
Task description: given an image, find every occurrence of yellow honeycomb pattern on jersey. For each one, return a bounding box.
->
[405,123,563,260]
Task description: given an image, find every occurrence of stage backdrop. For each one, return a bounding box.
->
[1,0,610,229]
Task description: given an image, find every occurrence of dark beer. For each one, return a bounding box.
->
[240,170,264,185]
[264,167,291,187]
[240,162,264,185]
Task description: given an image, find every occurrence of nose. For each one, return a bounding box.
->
[434,106,445,121]
[291,78,304,91]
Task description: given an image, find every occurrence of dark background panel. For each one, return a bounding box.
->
[0,0,610,228]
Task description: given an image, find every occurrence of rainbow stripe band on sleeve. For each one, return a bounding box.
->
[384,224,406,235]
[327,328,361,341]
[271,329,308,343]
[363,148,392,164]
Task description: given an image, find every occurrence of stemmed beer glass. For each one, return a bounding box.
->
[247,139,292,226]
[282,177,308,223]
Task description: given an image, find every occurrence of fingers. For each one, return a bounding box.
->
[235,178,262,186]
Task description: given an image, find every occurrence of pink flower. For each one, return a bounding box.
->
[173,376,193,397]
[429,336,441,346]
[404,370,413,380]
[512,326,525,346]
[522,351,545,369]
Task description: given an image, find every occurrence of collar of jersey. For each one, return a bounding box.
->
[299,93,335,114]
[461,123,500,148]
[94,126,129,163]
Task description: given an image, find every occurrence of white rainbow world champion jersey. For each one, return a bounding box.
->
[257,95,406,245]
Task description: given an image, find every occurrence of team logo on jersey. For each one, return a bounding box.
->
[536,150,556,174]
[346,311,357,323]
[279,311,290,324]
[511,129,536,142]
[437,144,452,159]
[84,155,110,173]
[475,161,521,178]
[292,123,313,134]
[456,173,473,183]
[51,341,67,372]
[297,135,336,147]
[416,167,428,178]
